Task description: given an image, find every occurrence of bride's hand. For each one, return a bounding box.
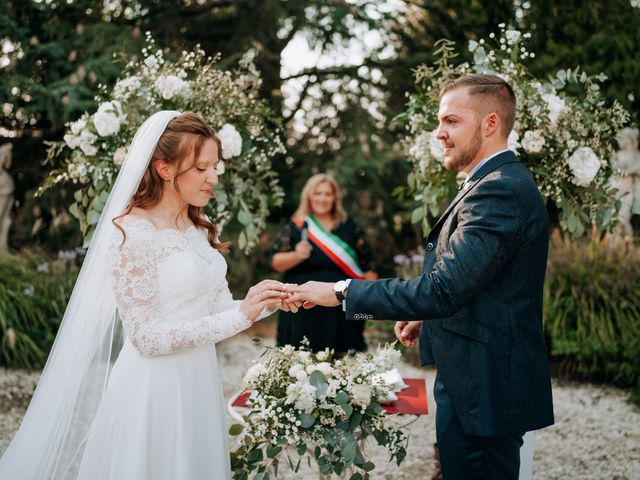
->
[240,280,291,322]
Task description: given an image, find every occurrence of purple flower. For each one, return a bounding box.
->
[23,286,35,296]
[37,262,50,273]
[58,250,78,261]
[393,254,408,266]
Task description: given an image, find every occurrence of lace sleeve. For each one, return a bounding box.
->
[110,228,252,357]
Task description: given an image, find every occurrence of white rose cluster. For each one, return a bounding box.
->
[521,130,546,154]
[154,74,192,100]
[92,101,126,137]
[286,382,316,414]
[567,146,601,187]
[217,123,243,159]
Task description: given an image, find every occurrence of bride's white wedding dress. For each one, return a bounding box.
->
[77,217,251,480]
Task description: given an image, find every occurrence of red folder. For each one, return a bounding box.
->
[231,377,428,415]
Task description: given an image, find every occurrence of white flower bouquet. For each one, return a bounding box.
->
[230,340,409,479]
[40,34,285,251]
[398,24,631,237]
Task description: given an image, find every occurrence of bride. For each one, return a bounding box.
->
[0,111,289,479]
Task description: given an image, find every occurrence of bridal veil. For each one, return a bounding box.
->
[0,110,180,479]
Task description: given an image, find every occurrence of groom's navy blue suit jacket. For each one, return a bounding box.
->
[346,150,554,436]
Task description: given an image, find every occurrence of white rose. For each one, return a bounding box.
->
[541,93,566,127]
[113,146,127,166]
[70,118,86,135]
[243,363,266,385]
[93,101,124,137]
[521,130,546,154]
[154,75,191,100]
[508,130,521,153]
[79,130,98,156]
[295,370,308,382]
[64,134,80,150]
[217,123,243,159]
[316,351,327,361]
[567,146,601,187]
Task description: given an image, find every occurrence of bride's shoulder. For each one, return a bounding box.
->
[112,209,156,242]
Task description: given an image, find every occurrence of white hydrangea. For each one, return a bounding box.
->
[567,146,601,187]
[218,123,243,159]
[521,130,546,153]
[350,383,372,408]
[154,74,191,100]
[113,76,142,99]
[93,101,125,137]
[243,362,266,386]
[112,146,128,166]
[541,92,567,127]
[286,382,316,414]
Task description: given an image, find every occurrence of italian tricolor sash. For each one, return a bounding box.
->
[292,214,365,279]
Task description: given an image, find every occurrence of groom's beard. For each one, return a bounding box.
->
[444,124,483,172]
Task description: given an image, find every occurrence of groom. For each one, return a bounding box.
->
[285,74,554,479]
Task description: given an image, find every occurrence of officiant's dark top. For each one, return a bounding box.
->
[269,217,374,354]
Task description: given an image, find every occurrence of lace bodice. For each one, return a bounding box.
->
[109,217,251,357]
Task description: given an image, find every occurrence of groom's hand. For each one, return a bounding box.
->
[394,320,422,348]
[285,281,340,310]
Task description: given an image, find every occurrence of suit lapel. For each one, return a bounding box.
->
[429,151,520,234]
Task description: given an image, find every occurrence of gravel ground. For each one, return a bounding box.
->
[2,335,639,479]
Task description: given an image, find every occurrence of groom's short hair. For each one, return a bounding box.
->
[440,74,516,138]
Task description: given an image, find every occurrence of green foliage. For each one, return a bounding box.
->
[544,233,640,404]
[0,250,80,368]
[521,0,640,125]
[399,26,630,238]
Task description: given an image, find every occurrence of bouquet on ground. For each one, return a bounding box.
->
[40,33,285,251]
[230,340,409,479]
[399,24,630,237]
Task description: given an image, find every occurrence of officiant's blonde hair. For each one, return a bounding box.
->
[296,173,347,222]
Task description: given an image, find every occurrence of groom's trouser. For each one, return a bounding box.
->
[434,375,524,480]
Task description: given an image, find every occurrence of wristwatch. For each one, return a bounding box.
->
[333,280,349,303]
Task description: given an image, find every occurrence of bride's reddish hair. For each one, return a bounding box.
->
[113,112,228,251]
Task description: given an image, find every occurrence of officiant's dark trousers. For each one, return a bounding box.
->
[434,375,524,480]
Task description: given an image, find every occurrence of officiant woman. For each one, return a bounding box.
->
[269,173,377,354]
